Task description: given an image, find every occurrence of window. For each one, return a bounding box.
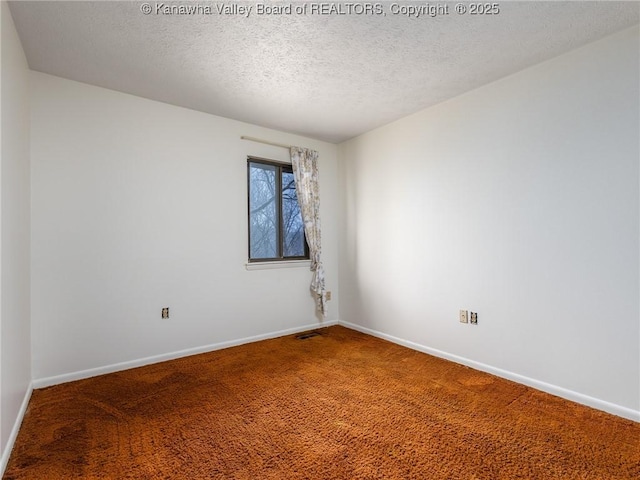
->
[248,157,309,262]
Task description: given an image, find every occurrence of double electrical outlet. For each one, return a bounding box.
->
[459,310,478,325]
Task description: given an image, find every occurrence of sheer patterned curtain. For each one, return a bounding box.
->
[290,146,326,317]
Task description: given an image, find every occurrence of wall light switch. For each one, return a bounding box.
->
[459,310,468,323]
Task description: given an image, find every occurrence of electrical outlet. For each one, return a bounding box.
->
[470,312,478,325]
[459,310,468,324]
[326,291,332,301]
[162,307,169,319]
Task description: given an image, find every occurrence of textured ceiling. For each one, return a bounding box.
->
[9,1,640,143]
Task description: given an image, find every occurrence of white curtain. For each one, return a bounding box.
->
[290,146,326,317]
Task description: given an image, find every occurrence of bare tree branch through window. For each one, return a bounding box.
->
[248,159,308,261]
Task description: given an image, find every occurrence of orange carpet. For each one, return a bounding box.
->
[4,325,639,479]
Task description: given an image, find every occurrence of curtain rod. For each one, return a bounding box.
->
[241,136,292,150]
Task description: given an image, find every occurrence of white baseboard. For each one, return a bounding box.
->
[0,382,34,476]
[33,320,338,389]
[339,320,640,423]
[29,318,640,423]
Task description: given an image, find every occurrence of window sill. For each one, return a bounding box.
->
[245,260,311,271]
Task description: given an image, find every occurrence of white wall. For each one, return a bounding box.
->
[339,26,639,418]
[30,72,339,381]
[0,0,32,454]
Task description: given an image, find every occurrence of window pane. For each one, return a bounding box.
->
[282,171,306,257]
[249,162,278,259]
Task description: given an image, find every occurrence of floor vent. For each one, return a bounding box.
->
[295,331,322,340]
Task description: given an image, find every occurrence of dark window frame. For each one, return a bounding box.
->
[247,157,310,263]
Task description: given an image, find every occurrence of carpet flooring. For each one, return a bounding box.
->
[4,325,639,479]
